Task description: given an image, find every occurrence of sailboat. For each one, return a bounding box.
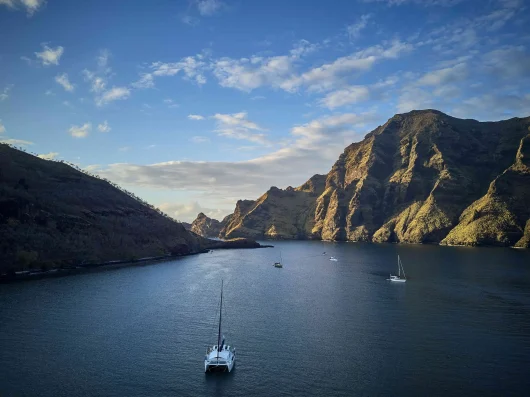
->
[204,280,236,372]
[273,249,283,268]
[388,255,406,282]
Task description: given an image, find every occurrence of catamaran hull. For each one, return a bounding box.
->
[389,278,406,282]
[204,360,235,373]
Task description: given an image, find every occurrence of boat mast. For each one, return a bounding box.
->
[398,255,401,277]
[217,280,223,358]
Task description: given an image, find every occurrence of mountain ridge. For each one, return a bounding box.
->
[200,110,530,247]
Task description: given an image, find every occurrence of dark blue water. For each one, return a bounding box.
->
[1,242,530,396]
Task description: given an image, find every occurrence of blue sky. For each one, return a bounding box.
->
[1,0,529,221]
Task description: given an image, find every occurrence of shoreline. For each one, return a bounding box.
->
[0,244,274,284]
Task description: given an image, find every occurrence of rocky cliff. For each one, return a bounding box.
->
[0,144,263,273]
[219,110,530,247]
[190,212,224,237]
[220,174,326,239]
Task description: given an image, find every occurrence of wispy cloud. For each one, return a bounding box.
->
[164,98,179,108]
[93,111,380,217]
[98,121,111,132]
[346,14,371,41]
[195,0,224,16]
[55,73,75,92]
[38,152,59,160]
[0,0,46,16]
[417,62,468,86]
[281,40,412,93]
[361,0,465,6]
[131,73,154,89]
[319,85,371,109]
[190,136,210,143]
[213,112,269,145]
[68,123,91,138]
[158,201,226,223]
[0,84,13,101]
[0,138,34,146]
[0,120,5,134]
[96,87,131,106]
[133,54,207,88]
[188,114,205,120]
[181,14,200,26]
[119,146,131,152]
[35,44,64,66]
[83,49,113,94]
[151,56,207,84]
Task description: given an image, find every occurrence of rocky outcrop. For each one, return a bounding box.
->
[190,212,223,237]
[220,174,326,239]
[219,110,530,247]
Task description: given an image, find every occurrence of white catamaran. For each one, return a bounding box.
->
[388,255,407,282]
[204,280,236,372]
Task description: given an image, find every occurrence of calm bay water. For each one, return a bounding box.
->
[1,241,530,396]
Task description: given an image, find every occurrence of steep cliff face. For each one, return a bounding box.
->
[441,133,530,247]
[0,144,210,272]
[220,110,530,247]
[220,174,326,239]
[190,212,224,237]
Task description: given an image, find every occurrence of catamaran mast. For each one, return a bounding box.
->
[217,280,223,358]
[398,255,401,277]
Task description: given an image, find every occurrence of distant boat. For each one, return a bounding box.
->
[273,249,283,268]
[329,256,338,261]
[204,280,236,372]
[388,255,406,282]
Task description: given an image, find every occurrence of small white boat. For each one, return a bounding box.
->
[204,281,236,372]
[388,255,406,282]
[329,256,338,262]
[273,249,283,268]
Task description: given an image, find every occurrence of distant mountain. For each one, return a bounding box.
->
[218,110,530,248]
[191,212,224,237]
[0,144,261,273]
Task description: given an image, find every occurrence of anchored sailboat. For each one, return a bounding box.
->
[204,280,236,372]
[388,255,406,282]
[274,249,283,268]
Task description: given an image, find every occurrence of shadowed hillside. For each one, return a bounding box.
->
[0,144,263,273]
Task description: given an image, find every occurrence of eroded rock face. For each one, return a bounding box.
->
[0,144,211,272]
[190,213,224,237]
[219,175,326,240]
[219,110,530,247]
